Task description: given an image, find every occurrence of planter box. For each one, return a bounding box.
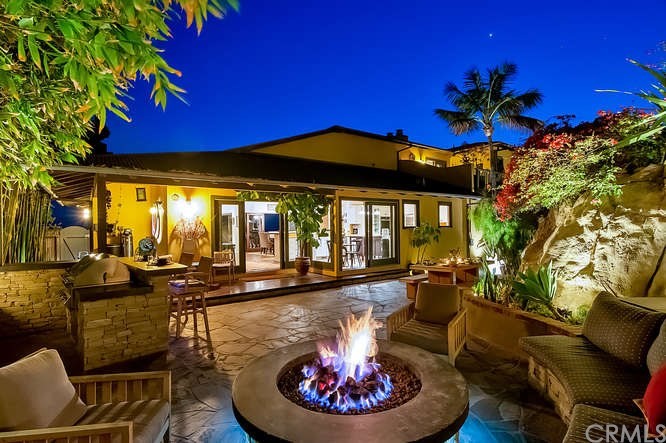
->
[462,292,581,361]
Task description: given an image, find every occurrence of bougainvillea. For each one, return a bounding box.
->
[495,109,665,219]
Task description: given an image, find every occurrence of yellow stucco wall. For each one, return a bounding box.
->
[250,132,404,170]
[397,147,452,166]
[448,147,513,169]
[165,185,237,260]
[105,182,168,255]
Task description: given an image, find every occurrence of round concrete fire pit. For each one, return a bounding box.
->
[232,340,469,442]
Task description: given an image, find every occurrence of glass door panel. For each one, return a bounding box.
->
[341,200,367,270]
[367,203,397,266]
[213,199,244,272]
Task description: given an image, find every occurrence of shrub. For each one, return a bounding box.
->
[512,262,564,321]
[496,108,666,220]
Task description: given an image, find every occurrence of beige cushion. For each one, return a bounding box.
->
[0,349,86,431]
[77,400,169,443]
[647,320,666,376]
[414,283,459,326]
[391,319,448,354]
[583,292,665,368]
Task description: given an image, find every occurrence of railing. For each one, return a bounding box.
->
[472,169,504,193]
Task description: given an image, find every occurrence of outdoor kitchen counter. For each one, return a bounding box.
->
[69,258,187,371]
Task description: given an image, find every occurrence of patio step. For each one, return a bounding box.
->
[205,270,409,306]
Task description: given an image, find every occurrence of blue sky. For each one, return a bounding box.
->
[106,0,666,153]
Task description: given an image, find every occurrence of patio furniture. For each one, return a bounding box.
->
[387,283,467,365]
[399,273,429,300]
[259,232,274,255]
[520,292,666,423]
[410,263,480,285]
[168,256,213,340]
[212,250,236,283]
[562,404,645,443]
[0,348,171,443]
[349,238,364,267]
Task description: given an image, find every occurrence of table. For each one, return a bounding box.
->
[410,263,480,285]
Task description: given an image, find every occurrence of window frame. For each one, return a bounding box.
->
[402,200,420,229]
[438,201,453,228]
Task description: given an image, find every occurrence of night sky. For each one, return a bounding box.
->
[106,0,666,154]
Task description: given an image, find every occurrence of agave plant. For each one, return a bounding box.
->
[512,261,564,321]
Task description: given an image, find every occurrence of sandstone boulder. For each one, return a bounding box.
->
[521,164,666,309]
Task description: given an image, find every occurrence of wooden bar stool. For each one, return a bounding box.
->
[168,256,213,341]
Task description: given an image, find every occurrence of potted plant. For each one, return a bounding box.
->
[410,221,440,264]
[238,191,331,275]
[275,192,331,275]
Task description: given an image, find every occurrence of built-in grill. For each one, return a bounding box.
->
[62,253,130,289]
[61,253,132,354]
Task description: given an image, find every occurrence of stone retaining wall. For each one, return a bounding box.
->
[0,268,66,338]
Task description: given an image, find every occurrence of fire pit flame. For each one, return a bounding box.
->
[298,307,393,412]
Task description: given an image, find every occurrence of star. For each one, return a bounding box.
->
[488,33,494,38]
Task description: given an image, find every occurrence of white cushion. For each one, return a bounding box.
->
[0,349,87,431]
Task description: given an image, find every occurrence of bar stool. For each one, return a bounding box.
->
[168,256,213,341]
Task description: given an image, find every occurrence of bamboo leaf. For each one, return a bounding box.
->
[27,35,41,69]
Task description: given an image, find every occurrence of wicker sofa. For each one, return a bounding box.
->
[520,292,666,424]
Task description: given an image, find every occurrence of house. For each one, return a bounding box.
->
[48,126,506,277]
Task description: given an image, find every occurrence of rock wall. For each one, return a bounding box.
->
[0,268,67,337]
[522,164,666,309]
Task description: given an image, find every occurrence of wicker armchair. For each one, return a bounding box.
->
[0,349,170,443]
[387,283,467,365]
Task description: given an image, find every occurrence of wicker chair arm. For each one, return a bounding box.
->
[386,302,415,339]
[69,371,171,404]
[0,421,133,443]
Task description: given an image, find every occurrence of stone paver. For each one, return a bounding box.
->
[166,280,566,443]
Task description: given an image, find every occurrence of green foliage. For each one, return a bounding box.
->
[602,60,666,154]
[409,221,440,264]
[237,191,332,257]
[566,304,590,326]
[0,0,237,189]
[470,199,535,280]
[512,262,564,321]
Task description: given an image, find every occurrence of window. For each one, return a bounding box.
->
[426,158,446,168]
[402,200,419,228]
[438,202,452,227]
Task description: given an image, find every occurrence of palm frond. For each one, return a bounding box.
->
[513,89,544,109]
[498,114,544,132]
[434,109,481,135]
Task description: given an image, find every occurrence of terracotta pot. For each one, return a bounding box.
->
[294,257,311,275]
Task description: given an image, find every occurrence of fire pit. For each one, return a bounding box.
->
[232,309,469,442]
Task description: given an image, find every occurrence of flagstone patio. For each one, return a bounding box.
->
[165,280,567,443]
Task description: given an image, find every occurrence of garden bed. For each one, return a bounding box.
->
[462,291,581,361]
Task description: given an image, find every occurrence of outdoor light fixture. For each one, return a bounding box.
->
[82,207,90,220]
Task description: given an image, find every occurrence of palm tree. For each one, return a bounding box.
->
[434,62,544,188]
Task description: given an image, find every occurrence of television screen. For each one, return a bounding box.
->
[264,213,280,232]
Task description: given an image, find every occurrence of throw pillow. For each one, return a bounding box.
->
[583,292,665,368]
[0,349,87,431]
